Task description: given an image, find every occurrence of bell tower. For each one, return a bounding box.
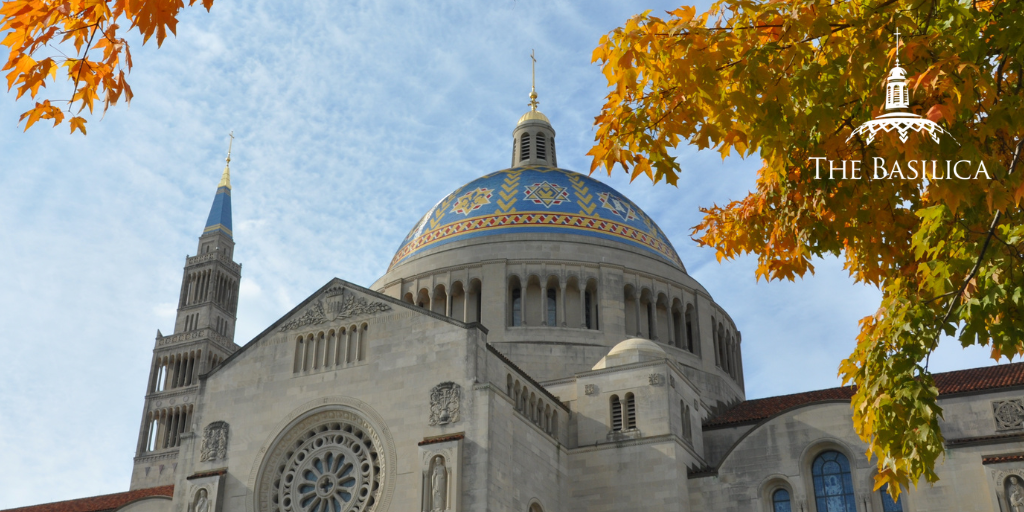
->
[130,137,243,490]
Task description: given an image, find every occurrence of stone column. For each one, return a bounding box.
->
[579,287,586,328]
[650,303,659,341]
[539,285,547,326]
[667,309,676,347]
[633,298,641,337]
[559,283,567,326]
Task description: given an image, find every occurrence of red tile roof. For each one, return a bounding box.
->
[1,486,173,512]
[946,432,1024,447]
[186,469,227,480]
[706,362,1024,430]
[983,453,1024,464]
[418,433,465,446]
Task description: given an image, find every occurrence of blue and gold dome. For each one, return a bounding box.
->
[388,166,683,270]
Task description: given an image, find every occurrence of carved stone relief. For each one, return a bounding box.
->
[649,373,665,386]
[200,421,229,462]
[280,289,392,331]
[584,384,596,395]
[429,382,461,426]
[994,399,1024,431]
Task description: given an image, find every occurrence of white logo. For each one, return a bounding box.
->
[847,29,955,146]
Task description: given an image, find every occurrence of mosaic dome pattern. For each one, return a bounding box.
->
[389,167,683,270]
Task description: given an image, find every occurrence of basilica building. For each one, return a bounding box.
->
[8,92,1024,512]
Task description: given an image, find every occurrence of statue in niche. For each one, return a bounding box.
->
[427,455,448,512]
[1008,476,1024,512]
[192,488,209,512]
[200,421,229,462]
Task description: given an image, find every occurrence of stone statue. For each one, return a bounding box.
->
[193,489,209,512]
[200,421,229,462]
[1010,476,1024,512]
[429,455,447,512]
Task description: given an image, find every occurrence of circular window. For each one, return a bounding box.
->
[258,409,385,512]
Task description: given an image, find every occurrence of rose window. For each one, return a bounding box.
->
[266,419,382,512]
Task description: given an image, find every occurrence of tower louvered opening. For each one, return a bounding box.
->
[520,133,531,162]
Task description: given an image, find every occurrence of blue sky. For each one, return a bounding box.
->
[0,0,998,506]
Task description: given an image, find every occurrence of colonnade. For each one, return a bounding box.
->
[293,324,368,374]
[179,267,237,311]
[143,404,193,452]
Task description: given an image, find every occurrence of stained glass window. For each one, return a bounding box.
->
[511,289,522,326]
[773,489,792,512]
[812,451,857,512]
[546,288,557,325]
[880,484,903,512]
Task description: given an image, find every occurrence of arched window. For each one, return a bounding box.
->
[546,288,557,325]
[812,451,856,512]
[610,395,622,431]
[146,416,159,451]
[585,279,599,330]
[520,132,531,162]
[681,401,692,441]
[685,305,695,352]
[357,323,368,361]
[535,133,546,160]
[772,489,792,512]
[529,503,543,512]
[511,288,522,326]
[879,483,903,512]
[671,304,682,348]
[326,330,336,367]
[506,374,513,396]
[625,393,637,429]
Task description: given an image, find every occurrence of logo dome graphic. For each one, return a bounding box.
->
[847,30,955,146]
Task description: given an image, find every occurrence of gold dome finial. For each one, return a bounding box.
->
[219,131,233,189]
[517,50,550,124]
[529,49,539,111]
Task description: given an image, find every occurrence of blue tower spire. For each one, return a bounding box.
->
[203,133,233,238]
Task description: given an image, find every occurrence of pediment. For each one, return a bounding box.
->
[278,282,393,332]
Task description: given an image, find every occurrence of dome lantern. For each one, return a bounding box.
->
[512,51,556,167]
[884,28,909,111]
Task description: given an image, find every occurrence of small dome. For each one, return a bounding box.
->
[592,338,667,370]
[518,110,550,124]
[888,66,906,81]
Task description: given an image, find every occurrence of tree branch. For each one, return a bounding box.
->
[938,137,1024,327]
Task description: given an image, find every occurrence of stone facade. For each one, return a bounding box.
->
[7,107,1024,512]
